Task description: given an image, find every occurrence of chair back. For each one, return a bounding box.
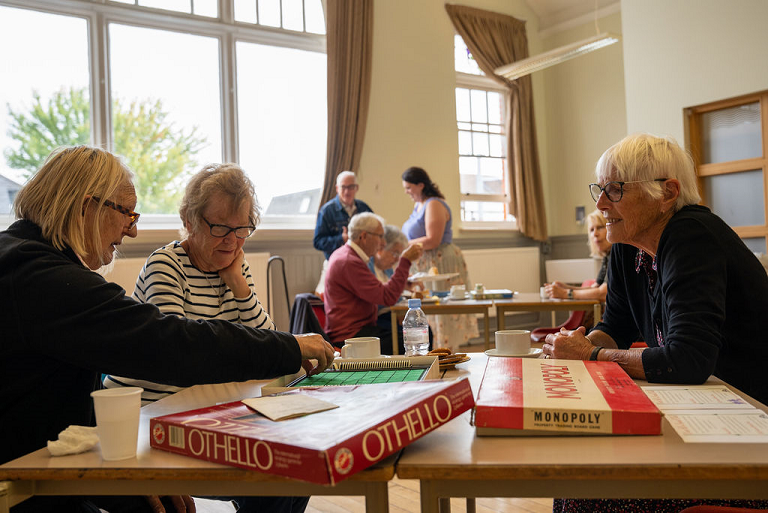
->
[289,293,330,342]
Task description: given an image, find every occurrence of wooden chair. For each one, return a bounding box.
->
[530,279,595,342]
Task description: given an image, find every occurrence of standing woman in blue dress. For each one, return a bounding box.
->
[401,166,478,351]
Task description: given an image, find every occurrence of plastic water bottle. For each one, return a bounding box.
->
[403,299,430,356]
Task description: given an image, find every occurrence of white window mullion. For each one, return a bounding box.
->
[220,30,238,163]
[90,10,112,150]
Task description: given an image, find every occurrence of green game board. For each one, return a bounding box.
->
[289,368,427,387]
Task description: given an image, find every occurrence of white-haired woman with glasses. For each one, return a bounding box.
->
[105,163,274,405]
[1,146,334,513]
[543,134,768,513]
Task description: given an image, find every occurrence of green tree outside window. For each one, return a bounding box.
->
[4,87,207,214]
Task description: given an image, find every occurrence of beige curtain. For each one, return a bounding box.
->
[320,0,374,206]
[445,4,547,241]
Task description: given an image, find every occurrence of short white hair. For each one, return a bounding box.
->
[595,133,701,212]
[348,212,385,241]
[336,170,356,186]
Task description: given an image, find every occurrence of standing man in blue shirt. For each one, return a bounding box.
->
[314,171,373,295]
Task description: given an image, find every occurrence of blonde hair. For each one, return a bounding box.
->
[178,163,260,238]
[595,133,701,211]
[586,209,608,257]
[13,145,132,261]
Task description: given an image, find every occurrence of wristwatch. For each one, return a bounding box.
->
[567,289,574,299]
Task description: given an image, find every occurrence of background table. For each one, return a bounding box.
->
[390,299,494,353]
[0,380,394,513]
[495,292,601,331]
[397,353,768,513]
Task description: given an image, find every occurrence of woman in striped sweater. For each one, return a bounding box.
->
[104,163,274,404]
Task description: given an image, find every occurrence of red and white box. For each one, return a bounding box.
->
[474,357,661,436]
[151,378,474,484]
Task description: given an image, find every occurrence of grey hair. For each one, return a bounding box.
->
[348,212,385,241]
[336,170,356,186]
[595,133,701,212]
[383,224,407,251]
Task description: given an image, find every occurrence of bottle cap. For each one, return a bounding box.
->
[407,298,422,308]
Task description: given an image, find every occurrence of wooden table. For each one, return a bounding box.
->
[495,292,601,331]
[397,353,768,513]
[0,380,394,513]
[389,299,494,353]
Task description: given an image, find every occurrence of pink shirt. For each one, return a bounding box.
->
[324,244,411,344]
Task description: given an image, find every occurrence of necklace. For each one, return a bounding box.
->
[202,272,225,308]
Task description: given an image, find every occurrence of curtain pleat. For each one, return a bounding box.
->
[445,4,547,241]
[321,0,374,206]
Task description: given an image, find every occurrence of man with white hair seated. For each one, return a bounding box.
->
[324,213,423,354]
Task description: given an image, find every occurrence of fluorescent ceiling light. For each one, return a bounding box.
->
[494,32,620,81]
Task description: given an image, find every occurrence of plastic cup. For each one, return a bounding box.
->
[90,387,143,461]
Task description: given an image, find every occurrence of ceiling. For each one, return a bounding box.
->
[524,0,620,33]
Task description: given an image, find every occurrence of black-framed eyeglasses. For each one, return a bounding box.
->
[92,197,140,229]
[202,216,256,239]
[339,184,359,191]
[365,231,384,239]
[589,178,668,203]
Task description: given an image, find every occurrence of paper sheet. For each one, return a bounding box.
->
[241,394,338,421]
[664,409,768,443]
[642,385,751,410]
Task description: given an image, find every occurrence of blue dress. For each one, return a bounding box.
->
[401,198,477,350]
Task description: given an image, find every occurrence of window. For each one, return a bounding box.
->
[453,35,513,225]
[687,91,768,254]
[0,0,326,228]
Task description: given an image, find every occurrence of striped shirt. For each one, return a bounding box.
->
[104,241,275,404]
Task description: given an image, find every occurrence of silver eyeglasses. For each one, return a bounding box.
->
[589,178,667,203]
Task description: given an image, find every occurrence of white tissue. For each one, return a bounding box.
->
[47,425,100,456]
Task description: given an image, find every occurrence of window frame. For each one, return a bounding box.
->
[686,89,768,251]
[0,0,326,232]
[454,55,516,229]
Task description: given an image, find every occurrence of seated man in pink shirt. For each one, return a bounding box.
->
[324,212,423,354]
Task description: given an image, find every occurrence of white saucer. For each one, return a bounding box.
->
[447,292,471,301]
[484,348,542,358]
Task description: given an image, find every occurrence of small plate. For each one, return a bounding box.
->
[439,355,471,370]
[408,272,460,283]
[484,348,542,358]
[446,292,472,301]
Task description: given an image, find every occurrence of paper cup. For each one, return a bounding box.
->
[340,337,380,359]
[540,286,548,299]
[495,330,531,355]
[91,387,143,461]
[450,285,466,299]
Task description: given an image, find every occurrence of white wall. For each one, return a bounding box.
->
[539,11,626,237]
[357,0,545,242]
[621,0,768,143]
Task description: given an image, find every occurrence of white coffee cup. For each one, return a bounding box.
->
[495,330,531,355]
[450,285,466,299]
[340,337,380,359]
[540,286,548,300]
[90,387,143,461]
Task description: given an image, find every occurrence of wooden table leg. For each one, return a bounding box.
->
[364,482,390,513]
[420,480,440,513]
[0,482,9,513]
[594,303,602,323]
[496,306,505,331]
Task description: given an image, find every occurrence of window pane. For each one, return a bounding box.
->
[458,131,472,155]
[193,0,218,17]
[489,134,504,158]
[702,170,765,227]
[472,132,489,156]
[487,91,502,125]
[470,89,487,123]
[235,0,257,23]
[237,42,326,217]
[258,0,281,27]
[0,7,90,215]
[743,237,766,254]
[454,35,482,75]
[457,122,472,130]
[455,88,470,122]
[479,157,504,195]
[304,0,326,34]
[459,156,478,176]
[140,0,191,14]
[701,102,762,164]
[109,24,222,214]
[461,201,506,222]
[282,0,304,31]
